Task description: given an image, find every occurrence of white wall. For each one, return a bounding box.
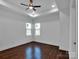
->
[35,20,60,46]
[59,12,70,50]
[69,0,77,59]
[0,5,32,51]
[70,8,77,52]
[34,11,70,51]
[69,5,77,59]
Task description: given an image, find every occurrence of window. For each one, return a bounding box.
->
[35,23,40,36]
[26,23,32,36]
[25,23,40,36]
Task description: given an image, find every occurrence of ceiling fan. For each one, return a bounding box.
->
[20,0,41,11]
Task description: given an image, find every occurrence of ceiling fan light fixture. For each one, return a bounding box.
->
[21,0,41,12]
[29,6,33,9]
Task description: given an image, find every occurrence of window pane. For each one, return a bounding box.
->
[26,47,32,59]
[26,23,31,29]
[34,47,41,59]
[35,23,40,29]
[26,29,31,36]
[35,29,40,36]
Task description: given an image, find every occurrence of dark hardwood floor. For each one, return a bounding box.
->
[0,41,69,59]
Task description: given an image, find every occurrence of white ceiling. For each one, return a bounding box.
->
[0,0,70,17]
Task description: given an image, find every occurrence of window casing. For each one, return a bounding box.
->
[25,23,40,36]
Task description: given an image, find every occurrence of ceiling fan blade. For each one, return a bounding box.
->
[33,8,36,11]
[33,6,41,7]
[20,3,28,6]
